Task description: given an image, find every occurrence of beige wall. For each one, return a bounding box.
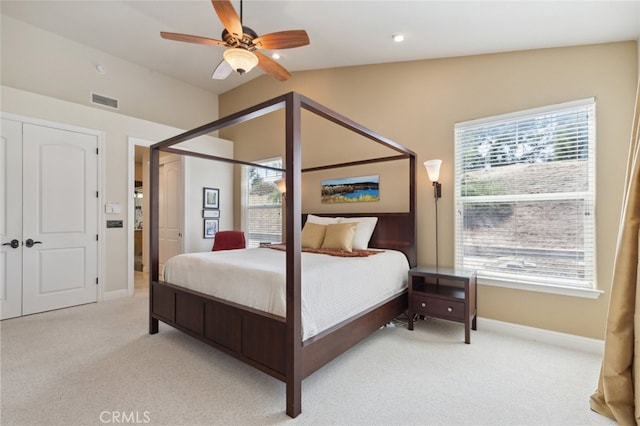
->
[220,41,638,339]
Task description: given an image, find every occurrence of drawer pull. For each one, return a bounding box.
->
[421,302,426,308]
[447,307,453,312]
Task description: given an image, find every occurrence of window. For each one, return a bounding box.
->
[244,158,283,248]
[454,99,596,292]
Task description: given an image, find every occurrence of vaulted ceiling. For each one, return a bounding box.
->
[2,1,638,95]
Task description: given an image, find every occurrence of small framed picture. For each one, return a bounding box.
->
[202,209,220,218]
[203,187,219,209]
[203,219,219,239]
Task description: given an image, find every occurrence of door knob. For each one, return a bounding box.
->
[2,239,19,249]
[25,239,42,248]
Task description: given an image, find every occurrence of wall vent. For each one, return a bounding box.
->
[91,92,119,110]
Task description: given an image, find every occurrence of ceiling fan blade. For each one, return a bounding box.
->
[211,0,243,39]
[253,30,310,50]
[255,51,291,82]
[212,59,233,80]
[161,32,227,47]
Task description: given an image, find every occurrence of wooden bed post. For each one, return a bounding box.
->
[409,154,417,267]
[285,92,303,417]
[149,146,160,334]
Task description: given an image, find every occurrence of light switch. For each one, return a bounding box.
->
[105,202,122,214]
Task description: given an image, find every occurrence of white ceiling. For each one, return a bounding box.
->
[2,0,639,95]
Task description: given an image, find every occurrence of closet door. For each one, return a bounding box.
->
[0,119,23,320]
[21,123,99,315]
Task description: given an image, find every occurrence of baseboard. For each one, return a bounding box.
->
[479,317,604,355]
[102,289,130,301]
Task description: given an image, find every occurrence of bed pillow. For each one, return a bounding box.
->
[338,217,378,249]
[301,222,327,249]
[306,214,341,225]
[321,222,357,252]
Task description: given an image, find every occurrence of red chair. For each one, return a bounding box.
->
[212,231,246,251]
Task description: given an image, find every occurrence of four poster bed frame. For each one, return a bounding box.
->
[148,92,417,417]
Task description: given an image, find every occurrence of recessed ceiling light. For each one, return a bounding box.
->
[392,33,406,43]
[272,53,281,60]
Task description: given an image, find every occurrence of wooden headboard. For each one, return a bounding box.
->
[302,213,416,267]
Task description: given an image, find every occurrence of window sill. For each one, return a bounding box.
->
[478,277,604,299]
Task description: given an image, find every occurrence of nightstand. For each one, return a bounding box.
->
[408,266,477,344]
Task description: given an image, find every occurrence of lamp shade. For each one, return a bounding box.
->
[424,159,442,182]
[223,48,258,75]
[274,178,286,194]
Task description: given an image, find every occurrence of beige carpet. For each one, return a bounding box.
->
[1,289,613,426]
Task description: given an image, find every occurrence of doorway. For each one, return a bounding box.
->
[133,145,148,292]
[127,138,185,296]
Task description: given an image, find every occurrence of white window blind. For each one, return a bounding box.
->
[244,158,283,248]
[454,99,596,290]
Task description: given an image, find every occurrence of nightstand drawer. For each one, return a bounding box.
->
[412,295,465,321]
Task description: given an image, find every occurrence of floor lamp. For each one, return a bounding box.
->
[424,160,442,269]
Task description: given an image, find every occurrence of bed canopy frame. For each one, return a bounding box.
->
[149,91,416,417]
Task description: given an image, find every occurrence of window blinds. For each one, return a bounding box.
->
[454,99,596,289]
[244,159,283,247]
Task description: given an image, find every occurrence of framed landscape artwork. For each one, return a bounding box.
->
[321,175,380,204]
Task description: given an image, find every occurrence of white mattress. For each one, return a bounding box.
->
[163,247,409,340]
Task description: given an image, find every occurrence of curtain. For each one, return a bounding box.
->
[590,78,640,424]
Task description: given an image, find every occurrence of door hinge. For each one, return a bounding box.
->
[96,277,99,285]
[96,234,99,241]
[96,148,99,155]
[96,191,99,198]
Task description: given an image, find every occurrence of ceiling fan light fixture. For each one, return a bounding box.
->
[223,48,258,75]
[161,0,309,82]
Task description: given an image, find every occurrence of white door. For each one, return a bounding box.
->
[0,119,23,319]
[21,123,99,315]
[159,154,183,272]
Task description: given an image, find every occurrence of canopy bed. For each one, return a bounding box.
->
[148,92,417,417]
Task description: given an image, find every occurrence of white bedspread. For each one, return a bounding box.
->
[163,248,409,340]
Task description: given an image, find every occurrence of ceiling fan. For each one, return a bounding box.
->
[160,0,310,82]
